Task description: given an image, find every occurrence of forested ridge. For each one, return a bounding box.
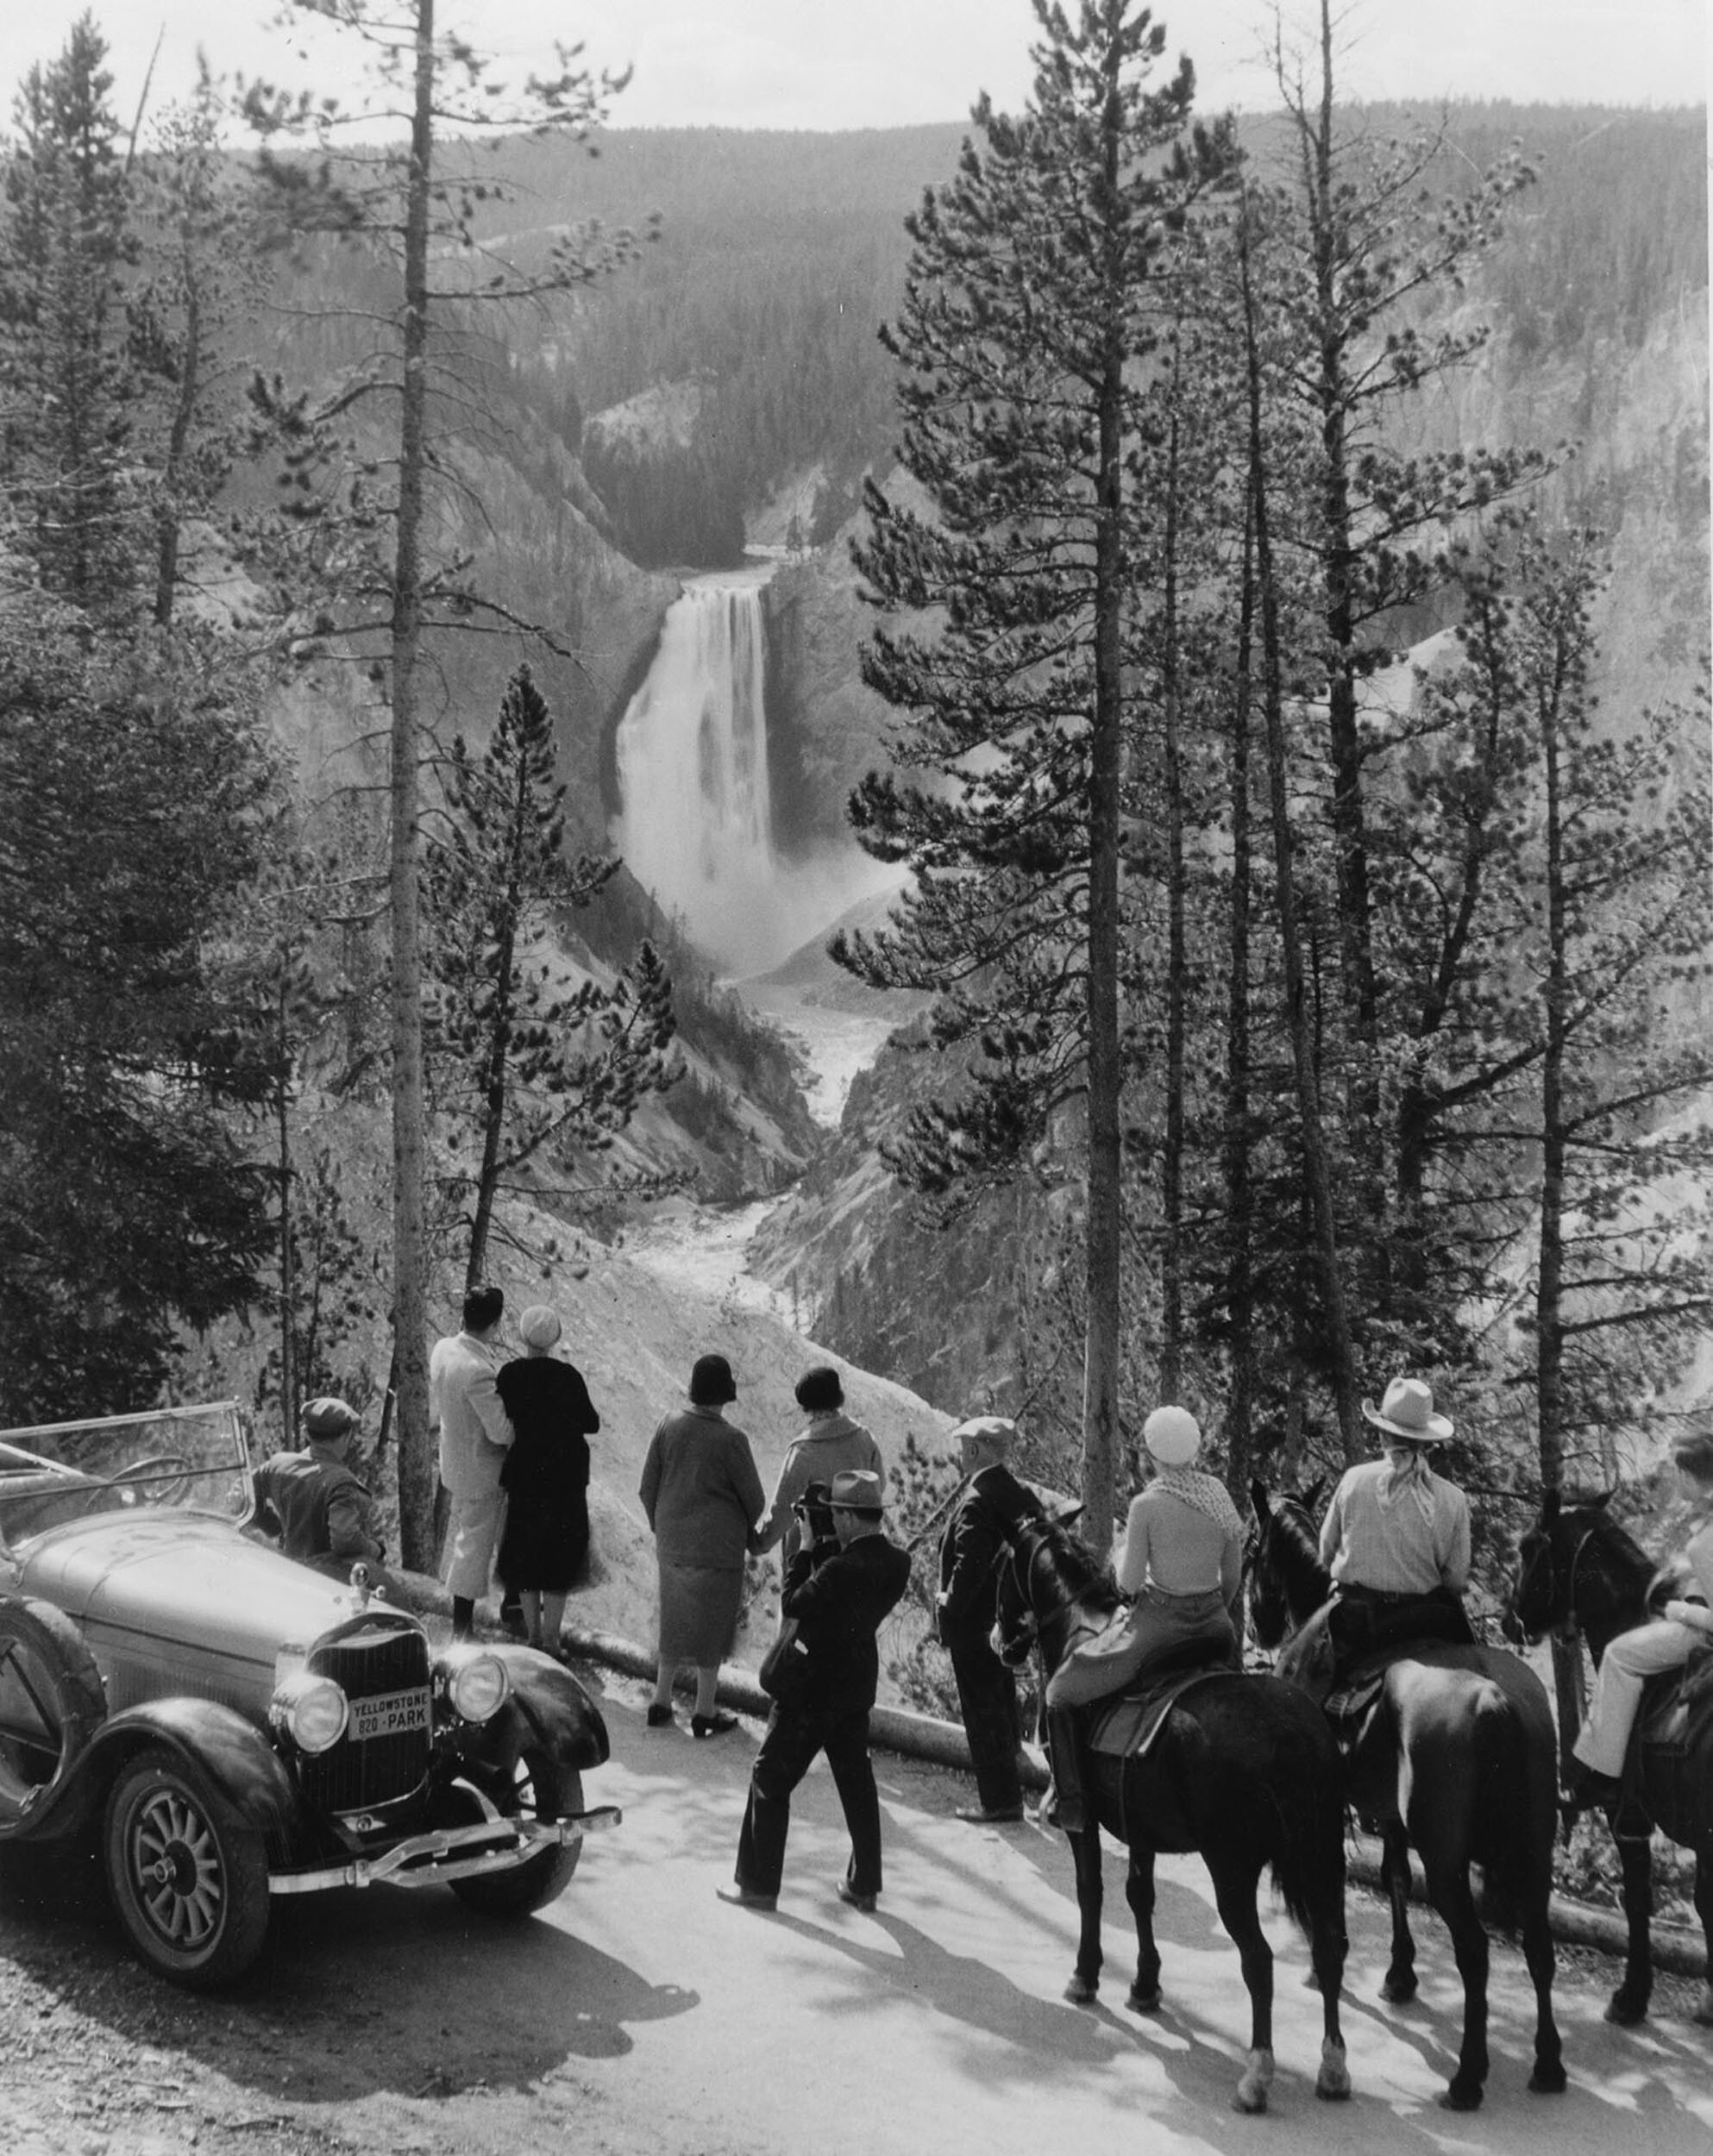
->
[248,104,1709,569]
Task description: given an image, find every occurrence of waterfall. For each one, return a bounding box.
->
[615,564,901,981]
[614,569,784,974]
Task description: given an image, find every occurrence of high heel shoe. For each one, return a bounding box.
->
[692,1711,738,1739]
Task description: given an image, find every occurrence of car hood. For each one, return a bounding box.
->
[12,1512,368,1660]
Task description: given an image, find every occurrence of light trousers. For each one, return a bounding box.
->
[1572,1616,1698,1775]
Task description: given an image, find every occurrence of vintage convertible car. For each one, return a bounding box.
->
[0,1401,619,1986]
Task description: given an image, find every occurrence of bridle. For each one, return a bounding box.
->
[1513,1514,1600,1643]
[992,1523,1042,1668]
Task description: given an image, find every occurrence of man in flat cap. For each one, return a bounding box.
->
[254,1395,387,1582]
[935,1415,1027,1824]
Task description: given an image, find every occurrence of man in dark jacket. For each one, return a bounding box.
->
[936,1415,1026,1824]
[725,1470,911,1913]
[254,1396,387,1583]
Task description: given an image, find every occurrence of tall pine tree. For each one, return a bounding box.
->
[837,0,1227,1529]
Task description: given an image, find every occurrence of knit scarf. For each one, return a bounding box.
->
[1152,1463,1245,1539]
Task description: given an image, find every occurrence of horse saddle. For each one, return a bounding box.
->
[1087,1641,1230,1760]
[1629,1643,1713,1831]
[1321,1642,1434,1753]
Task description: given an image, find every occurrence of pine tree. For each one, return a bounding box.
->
[0,622,280,1419]
[836,0,1227,1531]
[1264,0,1546,1339]
[425,664,678,1288]
[242,1,649,1565]
[1408,525,1713,1484]
[0,16,138,613]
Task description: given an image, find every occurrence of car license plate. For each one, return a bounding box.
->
[349,1688,430,1741]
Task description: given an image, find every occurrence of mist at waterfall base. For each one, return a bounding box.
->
[613,568,900,981]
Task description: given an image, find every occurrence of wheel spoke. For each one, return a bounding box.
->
[130,1789,224,1945]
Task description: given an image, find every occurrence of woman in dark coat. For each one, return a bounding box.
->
[495,1304,600,1656]
[638,1352,766,1737]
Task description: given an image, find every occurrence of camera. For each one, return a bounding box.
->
[792,1479,837,1550]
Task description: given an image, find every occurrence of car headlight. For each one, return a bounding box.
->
[271,1671,350,1754]
[443,1651,510,1725]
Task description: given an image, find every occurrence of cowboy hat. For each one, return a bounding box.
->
[1361,1376,1453,1445]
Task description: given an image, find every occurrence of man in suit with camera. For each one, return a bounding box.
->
[724,1470,911,1914]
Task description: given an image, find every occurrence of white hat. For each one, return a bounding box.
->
[1361,1376,1453,1445]
[518,1305,562,1351]
[1144,1406,1202,1467]
[950,1414,1016,1454]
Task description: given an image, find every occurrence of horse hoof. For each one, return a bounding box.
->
[1439,2082,1484,2113]
[1316,2040,1351,2100]
[1604,1992,1647,2028]
[1064,1974,1098,2006]
[1528,2063,1568,2095]
[1126,1984,1162,2015]
[1234,2050,1275,2113]
[1380,1974,1418,2005]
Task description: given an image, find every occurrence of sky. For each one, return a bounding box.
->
[1,0,1708,135]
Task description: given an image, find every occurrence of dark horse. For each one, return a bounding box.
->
[989,1481,1352,2113]
[1247,1483,1566,2110]
[1506,1487,1713,2027]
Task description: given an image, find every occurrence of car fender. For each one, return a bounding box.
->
[22,1698,304,1847]
[464,1652,610,1776]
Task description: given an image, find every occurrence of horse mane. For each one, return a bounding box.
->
[1264,1495,1332,1614]
[1037,1517,1125,1620]
[1561,1496,1655,1587]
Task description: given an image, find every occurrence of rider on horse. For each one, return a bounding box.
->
[1319,1375,1475,1677]
[1042,1405,1244,1832]
[1566,1427,1713,1813]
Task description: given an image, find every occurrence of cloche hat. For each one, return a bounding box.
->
[518,1304,562,1350]
[1361,1376,1453,1446]
[1144,1406,1202,1467]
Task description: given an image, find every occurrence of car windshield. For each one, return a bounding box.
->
[0,1401,252,1547]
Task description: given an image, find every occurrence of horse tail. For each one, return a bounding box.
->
[1264,1704,1348,1942]
[1470,1680,1546,1937]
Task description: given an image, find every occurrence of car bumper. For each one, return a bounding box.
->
[267,1803,623,1895]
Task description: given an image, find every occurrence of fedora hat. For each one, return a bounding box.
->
[1361,1376,1453,1445]
[827,1469,885,1514]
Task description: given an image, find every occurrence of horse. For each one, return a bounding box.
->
[1505,1486,1713,2027]
[1246,1482,1566,2110]
[988,1478,1352,2114]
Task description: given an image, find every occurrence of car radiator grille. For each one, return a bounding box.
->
[302,1624,432,1811]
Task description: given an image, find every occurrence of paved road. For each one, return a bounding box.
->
[4,1673,1710,2156]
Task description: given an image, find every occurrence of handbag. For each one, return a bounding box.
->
[758,1616,813,1708]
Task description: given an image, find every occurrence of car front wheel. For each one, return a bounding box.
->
[450,1755,582,1919]
[103,1748,271,1987]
